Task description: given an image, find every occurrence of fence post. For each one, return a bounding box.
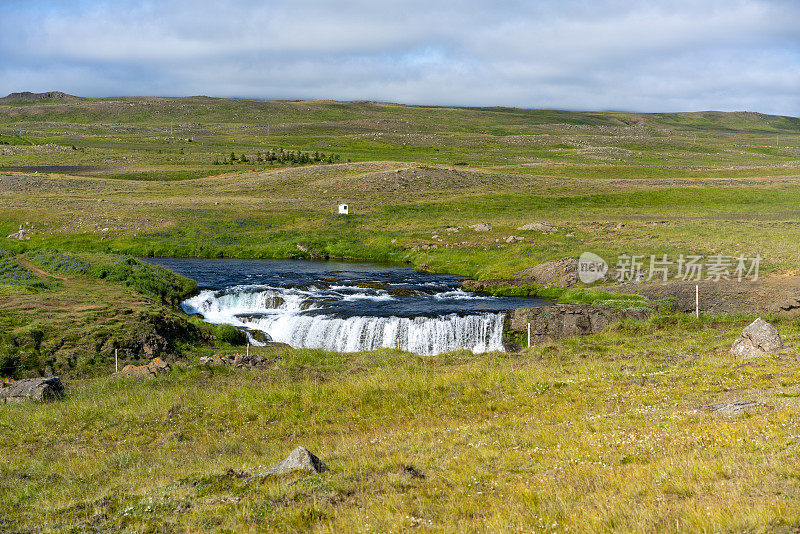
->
[527,322,531,348]
[695,285,699,319]
[115,348,118,373]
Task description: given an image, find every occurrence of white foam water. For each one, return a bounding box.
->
[182,287,506,355]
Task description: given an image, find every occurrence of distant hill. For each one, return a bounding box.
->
[0,91,79,103]
[0,93,797,133]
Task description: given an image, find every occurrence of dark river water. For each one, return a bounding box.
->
[147,258,549,355]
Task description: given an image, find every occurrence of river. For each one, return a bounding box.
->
[147,258,549,355]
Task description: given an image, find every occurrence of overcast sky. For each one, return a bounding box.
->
[1,0,798,115]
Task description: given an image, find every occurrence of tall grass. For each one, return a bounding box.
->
[2,315,800,531]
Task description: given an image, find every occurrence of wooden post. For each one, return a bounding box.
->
[115,348,118,373]
[695,285,699,319]
[527,322,531,348]
[246,342,250,358]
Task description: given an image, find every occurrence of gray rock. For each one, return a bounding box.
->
[257,446,328,476]
[730,318,784,358]
[0,376,65,404]
[517,222,557,232]
[705,401,764,415]
[6,229,30,240]
[628,377,661,386]
[469,223,492,232]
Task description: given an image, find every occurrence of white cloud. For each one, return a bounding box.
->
[1,0,798,114]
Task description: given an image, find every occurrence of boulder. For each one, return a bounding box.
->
[515,257,580,287]
[509,304,650,344]
[469,223,492,232]
[6,229,30,240]
[199,349,283,369]
[730,318,784,358]
[113,357,171,379]
[704,401,765,415]
[0,376,65,404]
[517,222,557,232]
[257,446,328,476]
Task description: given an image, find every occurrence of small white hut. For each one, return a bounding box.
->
[338,203,349,215]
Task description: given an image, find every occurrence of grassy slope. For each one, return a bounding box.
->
[0,250,206,378]
[3,316,800,532]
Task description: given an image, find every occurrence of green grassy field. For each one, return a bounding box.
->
[2,97,800,532]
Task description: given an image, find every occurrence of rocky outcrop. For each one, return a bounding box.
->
[256,447,328,476]
[469,223,492,232]
[6,229,30,240]
[704,401,766,415]
[514,257,579,287]
[100,312,194,360]
[1,91,77,102]
[112,357,170,379]
[199,351,281,369]
[0,376,65,404]
[730,318,784,358]
[508,304,650,344]
[463,257,588,292]
[517,222,557,232]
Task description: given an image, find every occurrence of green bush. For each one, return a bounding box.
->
[89,255,197,306]
[213,324,247,346]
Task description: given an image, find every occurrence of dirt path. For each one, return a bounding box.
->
[16,256,68,281]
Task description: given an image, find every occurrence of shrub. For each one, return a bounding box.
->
[213,324,247,346]
[89,255,197,306]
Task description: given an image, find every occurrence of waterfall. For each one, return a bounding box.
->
[246,313,505,355]
[182,287,506,356]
